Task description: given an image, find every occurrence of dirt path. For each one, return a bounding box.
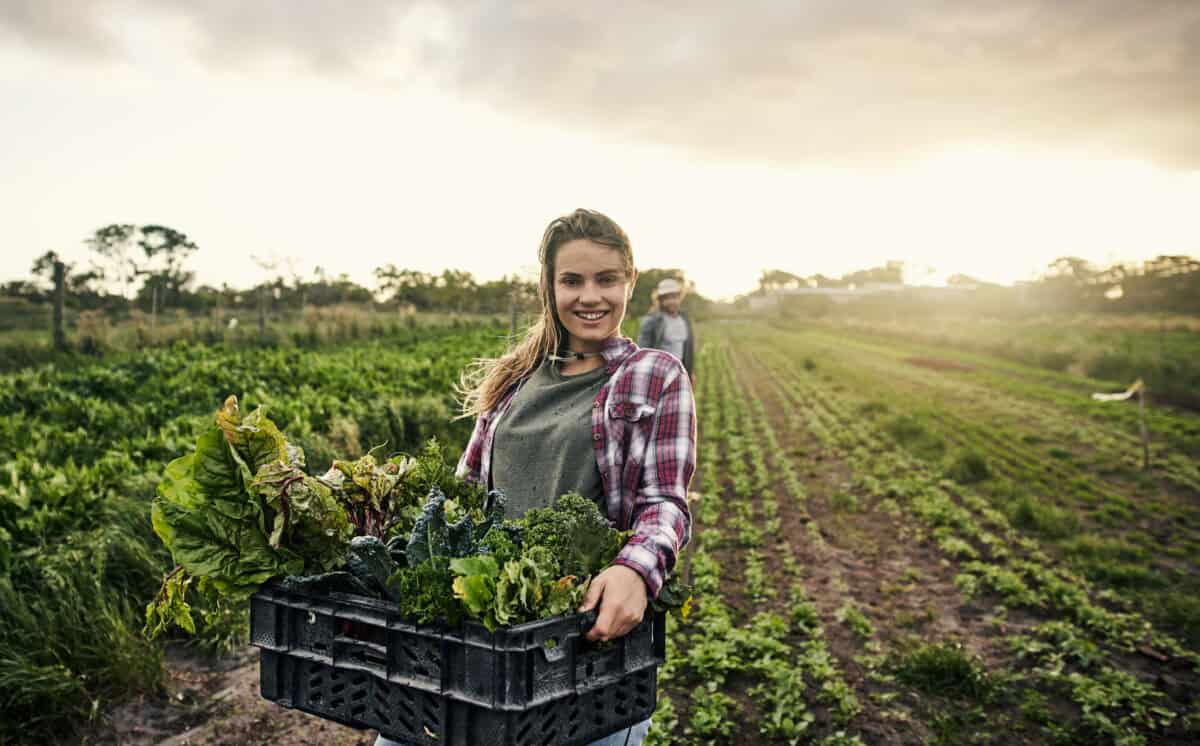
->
[88,646,373,746]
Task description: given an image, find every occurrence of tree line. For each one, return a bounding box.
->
[4,224,712,323]
[752,255,1200,315]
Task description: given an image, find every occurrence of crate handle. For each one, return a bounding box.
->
[333,635,389,674]
[540,610,599,663]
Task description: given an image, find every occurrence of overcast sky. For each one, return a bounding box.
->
[3,1,1198,299]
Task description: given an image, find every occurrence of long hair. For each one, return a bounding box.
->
[458,209,634,418]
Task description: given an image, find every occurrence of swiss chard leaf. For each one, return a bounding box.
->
[152,425,301,600]
[215,395,289,475]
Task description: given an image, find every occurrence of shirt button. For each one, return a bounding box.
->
[592,432,602,441]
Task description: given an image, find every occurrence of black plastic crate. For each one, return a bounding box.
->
[259,649,657,746]
[250,583,663,744]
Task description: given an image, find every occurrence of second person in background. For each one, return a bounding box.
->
[637,277,695,382]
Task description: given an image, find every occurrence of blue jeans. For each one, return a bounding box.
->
[374,718,651,746]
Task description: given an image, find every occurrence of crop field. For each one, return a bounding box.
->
[2,318,1199,744]
[0,321,506,744]
[655,321,1200,745]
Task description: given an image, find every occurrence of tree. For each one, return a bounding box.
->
[757,269,805,293]
[138,224,199,309]
[85,224,198,320]
[30,250,104,307]
[375,265,435,310]
[86,224,140,299]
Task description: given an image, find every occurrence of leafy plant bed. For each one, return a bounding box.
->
[252,584,663,745]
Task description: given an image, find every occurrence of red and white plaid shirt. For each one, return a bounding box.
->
[457,335,695,598]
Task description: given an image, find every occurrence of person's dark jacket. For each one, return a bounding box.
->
[637,311,694,375]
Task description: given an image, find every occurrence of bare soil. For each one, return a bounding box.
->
[87,646,372,746]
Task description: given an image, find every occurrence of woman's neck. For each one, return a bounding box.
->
[557,333,614,375]
[559,355,604,376]
[565,333,616,356]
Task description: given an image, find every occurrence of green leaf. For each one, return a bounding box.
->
[449,555,498,577]
[215,395,289,475]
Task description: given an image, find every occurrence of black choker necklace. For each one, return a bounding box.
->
[548,350,604,362]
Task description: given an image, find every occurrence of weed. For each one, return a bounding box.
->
[885,414,947,462]
[829,490,861,513]
[944,449,991,484]
[1008,495,1080,539]
[836,602,875,639]
[894,641,994,701]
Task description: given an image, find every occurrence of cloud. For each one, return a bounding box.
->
[3,0,1198,167]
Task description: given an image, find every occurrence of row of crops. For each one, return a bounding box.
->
[650,321,1199,744]
[0,321,509,743]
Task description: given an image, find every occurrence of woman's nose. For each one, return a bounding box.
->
[580,282,603,304]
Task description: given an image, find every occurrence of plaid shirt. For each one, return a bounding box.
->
[457,335,695,598]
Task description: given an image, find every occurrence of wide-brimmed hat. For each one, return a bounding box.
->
[655,278,683,297]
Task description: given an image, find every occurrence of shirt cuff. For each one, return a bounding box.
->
[613,543,664,599]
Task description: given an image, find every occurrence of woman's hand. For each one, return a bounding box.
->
[579,565,648,642]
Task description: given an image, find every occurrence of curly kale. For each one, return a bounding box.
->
[476,522,522,566]
[390,557,464,625]
[522,493,629,579]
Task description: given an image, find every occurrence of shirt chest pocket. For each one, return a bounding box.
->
[607,399,656,423]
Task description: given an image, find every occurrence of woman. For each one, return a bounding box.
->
[376,208,695,746]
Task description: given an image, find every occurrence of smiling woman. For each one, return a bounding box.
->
[374,209,697,746]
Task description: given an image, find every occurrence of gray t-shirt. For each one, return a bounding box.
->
[490,359,609,519]
[660,314,689,362]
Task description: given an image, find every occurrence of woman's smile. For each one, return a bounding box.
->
[574,309,609,324]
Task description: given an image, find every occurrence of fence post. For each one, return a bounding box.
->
[52,261,67,351]
[509,288,518,340]
[151,279,159,333]
[1138,385,1150,470]
[258,285,267,340]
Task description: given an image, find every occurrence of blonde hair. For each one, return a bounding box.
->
[458,209,634,418]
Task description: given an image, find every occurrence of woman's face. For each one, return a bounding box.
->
[553,239,635,352]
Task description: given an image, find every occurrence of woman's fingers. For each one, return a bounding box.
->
[578,574,606,613]
[583,565,647,642]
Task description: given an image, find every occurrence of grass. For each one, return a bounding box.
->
[884,414,947,462]
[944,449,991,484]
[829,490,861,513]
[0,502,167,742]
[894,641,995,701]
[1006,494,1081,539]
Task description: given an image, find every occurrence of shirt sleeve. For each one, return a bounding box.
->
[455,412,488,482]
[612,364,696,598]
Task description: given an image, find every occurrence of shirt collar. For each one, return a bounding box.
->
[599,335,636,372]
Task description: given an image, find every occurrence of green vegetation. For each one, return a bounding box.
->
[0,322,500,743]
[7,302,1200,744]
[646,319,1200,744]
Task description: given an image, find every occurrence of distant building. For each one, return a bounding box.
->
[748,282,976,311]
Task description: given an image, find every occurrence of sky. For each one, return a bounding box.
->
[2,1,1199,301]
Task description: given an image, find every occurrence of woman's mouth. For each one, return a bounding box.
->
[574,310,609,323]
